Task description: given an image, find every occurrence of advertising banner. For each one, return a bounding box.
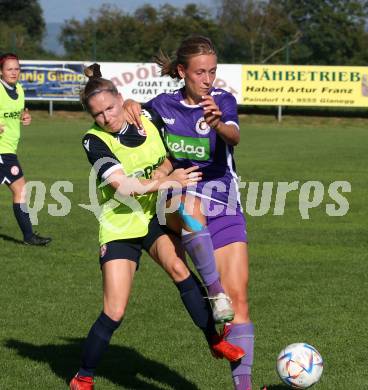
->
[19,61,242,103]
[20,61,87,100]
[19,61,368,107]
[99,62,242,103]
[241,65,368,107]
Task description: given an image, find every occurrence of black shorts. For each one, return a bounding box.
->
[0,154,23,185]
[99,215,170,268]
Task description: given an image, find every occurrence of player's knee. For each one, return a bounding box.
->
[167,257,190,282]
[227,287,248,309]
[103,304,126,322]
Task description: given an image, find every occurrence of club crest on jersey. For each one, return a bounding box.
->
[195,117,211,135]
[10,165,20,176]
[138,127,147,136]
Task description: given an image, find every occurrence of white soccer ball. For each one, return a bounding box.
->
[276,343,323,388]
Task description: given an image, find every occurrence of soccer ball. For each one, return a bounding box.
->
[276,343,323,388]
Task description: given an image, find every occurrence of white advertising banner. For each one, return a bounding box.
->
[100,62,243,103]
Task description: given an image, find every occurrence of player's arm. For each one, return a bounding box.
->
[105,165,201,196]
[123,98,160,131]
[141,107,174,179]
[21,108,32,126]
[82,134,122,181]
[124,99,143,129]
[151,158,174,180]
[0,124,4,134]
[82,134,201,195]
[200,95,240,146]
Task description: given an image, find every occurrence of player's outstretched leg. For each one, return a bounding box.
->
[175,274,244,362]
[178,202,234,323]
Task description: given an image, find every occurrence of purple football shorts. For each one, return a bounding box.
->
[203,199,248,250]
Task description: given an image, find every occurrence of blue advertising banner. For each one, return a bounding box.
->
[20,61,87,100]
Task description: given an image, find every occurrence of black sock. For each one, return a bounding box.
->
[13,203,33,240]
[79,312,122,377]
[175,275,217,344]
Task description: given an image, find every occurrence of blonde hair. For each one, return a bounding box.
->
[154,36,216,79]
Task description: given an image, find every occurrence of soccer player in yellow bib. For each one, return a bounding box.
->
[0,53,51,245]
[69,64,244,390]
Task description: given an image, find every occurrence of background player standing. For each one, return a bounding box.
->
[0,53,51,246]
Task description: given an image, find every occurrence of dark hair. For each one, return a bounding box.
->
[80,63,118,110]
[0,52,19,70]
[154,36,216,79]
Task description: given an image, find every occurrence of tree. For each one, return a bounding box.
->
[215,0,368,65]
[0,0,46,57]
[60,5,141,61]
[59,3,221,62]
[277,0,368,65]
[216,0,297,63]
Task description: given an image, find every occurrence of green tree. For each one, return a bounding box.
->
[59,3,221,62]
[60,5,146,61]
[151,4,221,58]
[216,0,297,63]
[0,0,46,57]
[277,0,368,65]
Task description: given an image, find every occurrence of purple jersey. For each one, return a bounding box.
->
[144,87,241,209]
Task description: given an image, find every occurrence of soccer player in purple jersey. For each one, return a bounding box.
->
[125,36,254,390]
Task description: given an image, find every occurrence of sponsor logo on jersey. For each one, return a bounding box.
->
[128,155,166,179]
[195,117,211,135]
[10,165,20,176]
[165,134,210,161]
[162,117,175,125]
[4,111,21,119]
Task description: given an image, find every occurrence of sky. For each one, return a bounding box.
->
[39,0,214,23]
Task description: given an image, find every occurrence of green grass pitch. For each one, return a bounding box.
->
[0,112,367,389]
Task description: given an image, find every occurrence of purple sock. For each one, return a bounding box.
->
[207,279,224,296]
[225,322,254,390]
[233,375,252,390]
[181,227,224,295]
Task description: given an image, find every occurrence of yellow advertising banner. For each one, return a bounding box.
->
[241,65,368,107]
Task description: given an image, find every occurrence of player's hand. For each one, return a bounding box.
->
[21,108,32,126]
[167,166,202,188]
[152,168,167,180]
[199,95,222,130]
[0,124,4,134]
[123,99,143,129]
